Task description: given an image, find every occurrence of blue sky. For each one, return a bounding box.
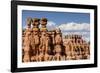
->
[22,10,90,27]
[22,10,90,42]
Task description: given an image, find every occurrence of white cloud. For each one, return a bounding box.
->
[47,21,56,26]
[47,21,57,30]
[58,22,90,31]
[23,23,33,29]
[57,22,90,42]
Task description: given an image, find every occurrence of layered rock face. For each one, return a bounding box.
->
[22,18,90,62]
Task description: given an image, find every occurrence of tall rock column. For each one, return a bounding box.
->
[31,18,40,61]
[40,18,49,54]
[23,17,32,62]
[54,28,63,61]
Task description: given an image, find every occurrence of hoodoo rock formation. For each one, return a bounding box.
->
[22,18,90,62]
